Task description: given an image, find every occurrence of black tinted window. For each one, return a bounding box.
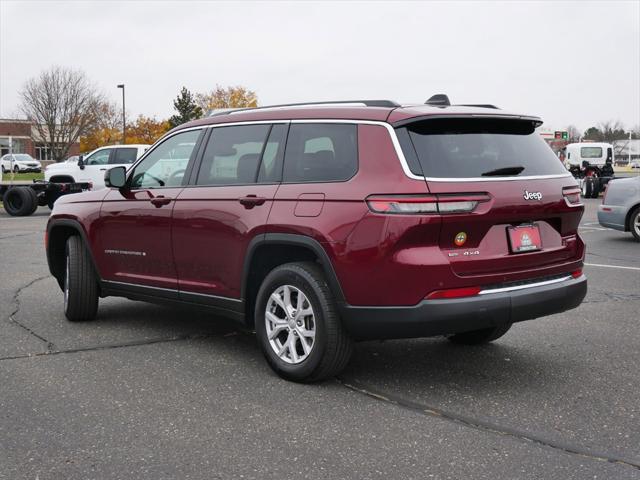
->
[283,124,357,183]
[196,125,271,185]
[258,124,287,183]
[111,147,138,164]
[400,119,568,178]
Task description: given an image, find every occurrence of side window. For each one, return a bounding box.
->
[85,149,110,165]
[111,147,138,164]
[196,124,271,186]
[130,130,201,189]
[283,124,357,183]
[258,124,287,183]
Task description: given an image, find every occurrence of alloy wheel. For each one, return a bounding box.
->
[265,285,316,364]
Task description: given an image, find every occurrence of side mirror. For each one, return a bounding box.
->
[105,166,127,188]
[78,155,85,170]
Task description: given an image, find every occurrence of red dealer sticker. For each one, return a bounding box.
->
[507,224,542,253]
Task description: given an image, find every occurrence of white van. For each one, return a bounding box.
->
[44,144,150,189]
[564,142,614,169]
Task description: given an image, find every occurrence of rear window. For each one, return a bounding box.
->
[111,148,138,164]
[581,147,603,159]
[399,118,568,178]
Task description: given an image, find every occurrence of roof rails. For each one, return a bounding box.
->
[209,99,401,117]
[425,94,500,110]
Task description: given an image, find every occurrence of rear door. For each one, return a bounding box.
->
[172,123,287,302]
[397,117,583,277]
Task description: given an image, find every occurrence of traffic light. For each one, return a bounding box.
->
[555,131,569,140]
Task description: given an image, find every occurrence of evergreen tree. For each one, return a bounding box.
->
[168,87,203,128]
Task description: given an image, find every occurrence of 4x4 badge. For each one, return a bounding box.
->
[454,232,467,246]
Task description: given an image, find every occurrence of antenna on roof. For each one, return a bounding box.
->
[425,94,451,107]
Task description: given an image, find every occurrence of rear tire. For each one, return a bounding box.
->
[64,236,99,322]
[2,187,36,216]
[448,323,513,345]
[255,261,353,382]
[581,177,594,198]
[629,206,640,242]
[26,188,38,215]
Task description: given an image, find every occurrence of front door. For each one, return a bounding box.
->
[93,129,204,290]
[172,123,287,302]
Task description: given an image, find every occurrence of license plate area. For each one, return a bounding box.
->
[507,224,542,253]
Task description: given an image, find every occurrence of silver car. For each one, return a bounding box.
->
[598,176,640,242]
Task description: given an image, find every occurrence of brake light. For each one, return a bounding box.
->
[562,186,581,206]
[571,268,583,279]
[366,193,489,215]
[426,286,482,300]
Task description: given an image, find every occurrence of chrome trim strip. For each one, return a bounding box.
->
[478,275,573,295]
[103,279,242,302]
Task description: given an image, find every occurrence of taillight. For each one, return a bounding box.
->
[366,193,489,215]
[426,286,482,300]
[562,186,581,207]
[571,268,583,279]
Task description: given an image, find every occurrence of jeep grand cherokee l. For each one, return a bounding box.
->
[46,96,587,382]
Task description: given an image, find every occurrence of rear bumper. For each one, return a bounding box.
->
[597,205,626,231]
[340,274,587,340]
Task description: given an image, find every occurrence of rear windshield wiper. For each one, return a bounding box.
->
[481,166,525,176]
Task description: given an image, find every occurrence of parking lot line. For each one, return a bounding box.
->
[584,262,640,271]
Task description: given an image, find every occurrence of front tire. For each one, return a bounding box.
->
[254,262,352,382]
[448,323,513,345]
[64,236,99,322]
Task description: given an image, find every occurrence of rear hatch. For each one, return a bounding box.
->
[396,116,583,279]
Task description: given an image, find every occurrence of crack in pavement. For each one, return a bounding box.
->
[6,275,56,351]
[0,332,242,362]
[336,378,640,472]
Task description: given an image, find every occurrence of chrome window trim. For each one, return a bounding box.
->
[478,275,573,295]
[131,119,572,184]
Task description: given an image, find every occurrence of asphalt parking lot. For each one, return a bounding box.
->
[1,199,639,479]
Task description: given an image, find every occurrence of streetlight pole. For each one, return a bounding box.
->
[117,84,126,144]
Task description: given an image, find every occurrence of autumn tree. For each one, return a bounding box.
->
[169,87,202,128]
[80,101,123,152]
[127,116,170,144]
[20,66,104,161]
[195,85,258,113]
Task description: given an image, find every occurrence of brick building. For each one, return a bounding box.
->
[0,118,80,160]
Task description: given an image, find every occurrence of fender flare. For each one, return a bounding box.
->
[241,233,346,304]
[47,218,102,288]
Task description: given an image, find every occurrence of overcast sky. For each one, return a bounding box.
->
[1,0,639,132]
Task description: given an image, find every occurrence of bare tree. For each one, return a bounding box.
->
[566,124,581,142]
[20,66,104,161]
[596,120,627,143]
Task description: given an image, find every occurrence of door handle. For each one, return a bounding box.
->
[150,196,172,207]
[239,195,266,209]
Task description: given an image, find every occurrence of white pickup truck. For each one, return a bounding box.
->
[45,144,149,189]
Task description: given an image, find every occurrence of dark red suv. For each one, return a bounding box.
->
[46,96,587,382]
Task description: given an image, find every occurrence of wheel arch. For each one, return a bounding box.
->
[48,175,75,183]
[241,234,346,327]
[625,203,640,232]
[47,219,101,290]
